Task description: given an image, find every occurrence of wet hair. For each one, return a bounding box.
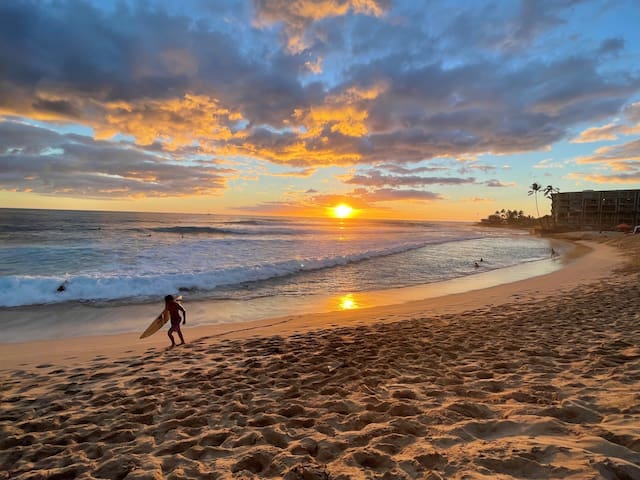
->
[164,294,174,302]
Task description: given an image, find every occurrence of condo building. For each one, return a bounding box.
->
[551,189,640,229]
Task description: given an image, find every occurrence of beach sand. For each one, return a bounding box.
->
[1,235,639,479]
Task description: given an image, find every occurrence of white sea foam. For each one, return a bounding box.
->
[0,238,464,307]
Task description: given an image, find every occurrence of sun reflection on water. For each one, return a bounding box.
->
[339,293,359,310]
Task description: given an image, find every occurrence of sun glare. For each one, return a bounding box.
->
[339,294,359,310]
[332,204,354,218]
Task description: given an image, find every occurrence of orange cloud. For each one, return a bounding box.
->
[575,139,640,171]
[98,94,244,149]
[0,90,83,124]
[292,83,385,138]
[0,90,246,153]
[253,141,362,166]
[567,172,640,184]
[216,84,389,166]
[571,123,621,143]
[572,103,640,143]
[0,119,233,198]
[570,122,640,143]
[17,82,387,168]
[304,56,323,74]
[294,105,369,137]
[254,0,388,53]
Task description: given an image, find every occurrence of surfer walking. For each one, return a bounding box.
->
[165,295,186,348]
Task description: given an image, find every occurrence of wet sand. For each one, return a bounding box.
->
[1,235,639,479]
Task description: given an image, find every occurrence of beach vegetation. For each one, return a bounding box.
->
[528,183,560,228]
[528,182,543,218]
[480,209,537,227]
[543,185,560,199]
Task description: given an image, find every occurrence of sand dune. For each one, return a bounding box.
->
[1,236,639,479]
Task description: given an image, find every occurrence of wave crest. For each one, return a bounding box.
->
[1,239,455,307]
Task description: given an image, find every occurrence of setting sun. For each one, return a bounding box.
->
[332,204,354,218]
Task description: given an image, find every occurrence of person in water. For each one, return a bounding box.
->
[165,294,186,348]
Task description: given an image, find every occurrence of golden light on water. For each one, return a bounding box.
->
[339,293,359,310]
[332,204,354,218]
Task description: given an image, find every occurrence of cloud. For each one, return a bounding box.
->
[232,200,309,215]
[0,0,638,189]
[598,37,625,56]
[571,123,624,143]
[571,136,640,184]
[343,170,475,187]
[96,94,245,148]
[575,138,640,171]
[438,0,611,57]
[484,180,515,188]
[376,163,450,174]
[624,102,640,124]
[0,1,319,137]
[525,57,639,118]
[462,197,494,203]
[357,187,442,202]
[266,167,317,177]
[571,101,640,143]
[340,52,639,165]
[252,0,389,53]
[567,172,640,184]
[292,84,386,138]
[534,158,565,169]
[0,120,233,197]
[457,163,498,174]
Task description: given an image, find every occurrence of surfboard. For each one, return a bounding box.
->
[139,296,183,339]
[140,310,169,339]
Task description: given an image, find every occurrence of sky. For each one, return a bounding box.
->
[0,0,639,221]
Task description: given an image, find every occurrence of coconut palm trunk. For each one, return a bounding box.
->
[528,183,542,227]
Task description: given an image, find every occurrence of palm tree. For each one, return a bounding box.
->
[543,185,559,199]
[543,185,559,228]
[528,182,542,218]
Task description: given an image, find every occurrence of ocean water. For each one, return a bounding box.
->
[0,208,555,310]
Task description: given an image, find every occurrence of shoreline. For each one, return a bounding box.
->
[1,240,568,343]
[0,238,622,370]
[2,233,566,344]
